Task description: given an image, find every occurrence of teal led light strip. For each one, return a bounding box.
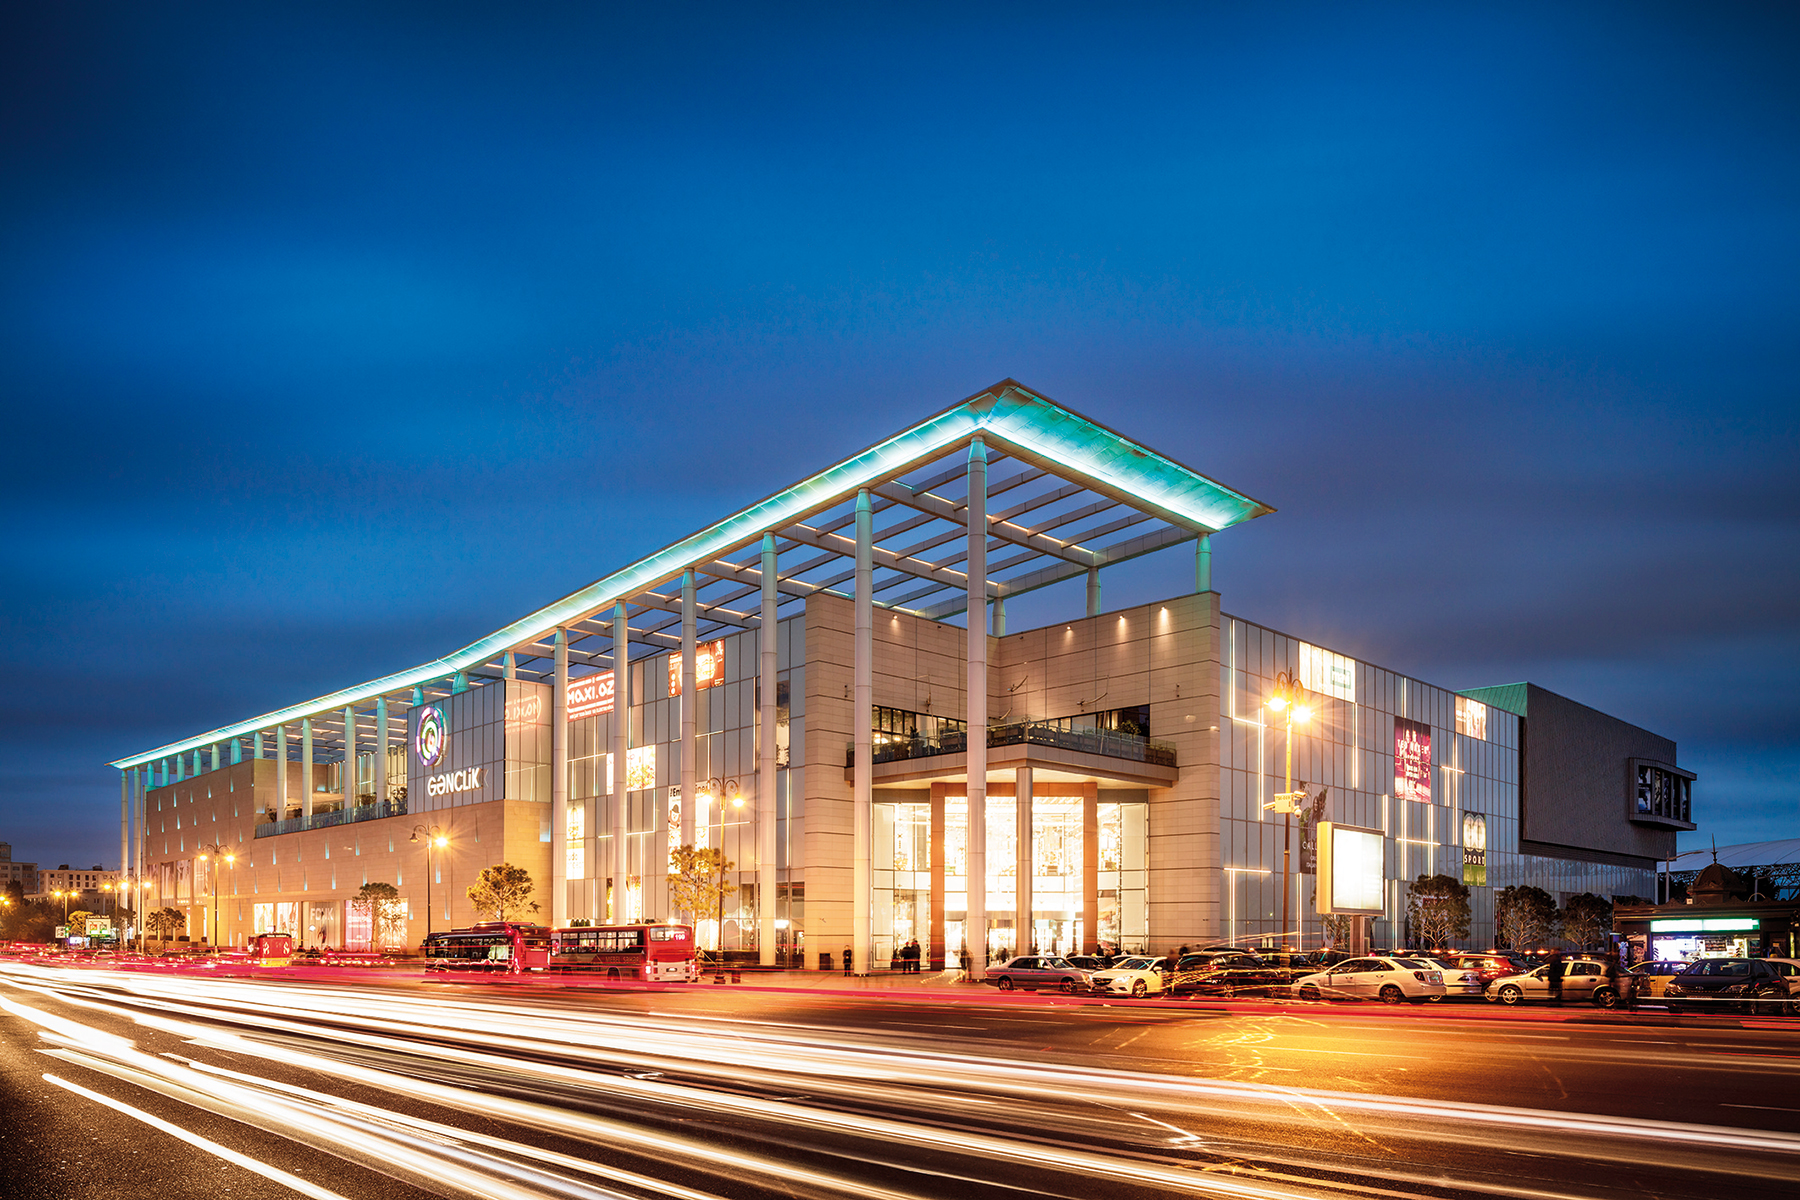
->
[110,381,1273,769]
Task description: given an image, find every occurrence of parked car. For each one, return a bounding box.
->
[1761,958,1800,998]
[1664,958,1791,1014]
[1292,956,1447,1004]
[1487,959,1622,1007]
[984,955,1092,994]
[1422,958,1489,1000]
[1622,960,1690,1005]
[1166,951,1291,998]
[1088,956,1170,998]
[1063,955,1111,973]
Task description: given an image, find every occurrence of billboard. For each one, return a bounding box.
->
[604,746,657,794]
[1461,813,1488,886]
[1394,717,1432,804]
[669,640,725,696]
[567,671,615,721]
[1454,695,1488,741]
[1316,822,1385,915]
[1299,643,1356,701]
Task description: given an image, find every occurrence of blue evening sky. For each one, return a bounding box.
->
[2,4,1794,868]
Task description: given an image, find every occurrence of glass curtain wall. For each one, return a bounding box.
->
[1030,796,1084,957]
[1096,800,1148,954]
[872,801,930,968]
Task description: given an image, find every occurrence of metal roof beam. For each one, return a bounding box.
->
[918,523,1198,619]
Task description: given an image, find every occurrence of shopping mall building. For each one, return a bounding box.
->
[111,382,1696,971]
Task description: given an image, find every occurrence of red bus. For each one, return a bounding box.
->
[549,923,700,982]
[423,922,552,975]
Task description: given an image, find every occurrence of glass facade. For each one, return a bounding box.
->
[1219,615,1655,948]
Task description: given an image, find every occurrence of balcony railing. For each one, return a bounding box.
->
[254,797,409,838]
[848,718,1174,770]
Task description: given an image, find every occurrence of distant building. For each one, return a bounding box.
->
[36,865,121,901]
[0,842,40,894]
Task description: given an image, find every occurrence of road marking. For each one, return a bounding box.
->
[1722,1103,1800,1112]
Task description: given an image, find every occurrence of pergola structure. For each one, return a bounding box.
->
[110,380,1273,973]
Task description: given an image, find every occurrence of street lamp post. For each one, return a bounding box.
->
[1265,671,1313,952]
[197,844,235,949]
[409,824,449,941]
[697,776,742,970]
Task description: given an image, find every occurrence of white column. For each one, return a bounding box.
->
[301,717,314,819]
[758,533,779,967]
[612,601,631,922]
[1016,765,1032,954]
[992,596,1005,637]
[254,731,264,759]
[966,435,989,978]
[210,743,220,772]
[853,488,873,976]
[342,706,355,803]
[1197,533,1212,593]
[503,651,516,680]
[275,724,289,816]
[1086,566,1101,617]
[374,698,389,803]
[119,771,129,882]
[552,629,569,928]
[680,569,697,850]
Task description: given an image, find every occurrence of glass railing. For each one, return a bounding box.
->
[254,797,409,838]
[848,718,1174,770]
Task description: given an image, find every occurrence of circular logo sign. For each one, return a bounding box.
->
[414,704,448,769]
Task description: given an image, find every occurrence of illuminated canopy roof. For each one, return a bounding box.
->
[111,380,1273,770]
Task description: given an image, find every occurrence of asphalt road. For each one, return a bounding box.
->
[2,964,1796,1200]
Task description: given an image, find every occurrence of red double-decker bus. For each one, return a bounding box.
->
[549,923,699,982]
[423,922,552,975]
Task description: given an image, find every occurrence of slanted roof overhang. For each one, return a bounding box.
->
[111,380,1272,770]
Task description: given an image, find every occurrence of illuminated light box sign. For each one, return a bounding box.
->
[1461,813,1488,887]
[1317,822,1386,915]
[669,640,725,696]
[1299,643,1356,702]
[1394,717,1432,804]
[414,704,449,768]
[1455,695,1488,741]
[567,671,615,721]
[1650,918,1760,933]
[426,767,485,797]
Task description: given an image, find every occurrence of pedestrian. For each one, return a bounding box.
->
[1546,949,1566,1006]
[843,943,853,976]
[1602,953,1622,1008]
[909,938,921,973]
[960,945,972,980]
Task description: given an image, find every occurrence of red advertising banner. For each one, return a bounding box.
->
[567,671,614,720]
[1394,717,1432,804]
[669,640,725,696]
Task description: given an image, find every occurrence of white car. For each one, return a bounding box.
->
[1292,956,1447,1004]
[1762,958,1800,998]
[1087,956,1169,998]
[1425,957,1487,1000]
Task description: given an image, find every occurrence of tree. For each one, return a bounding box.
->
[145,907,187,941]
[466,863,539,922]
[667,845,736,957]
[350,881,407,950]
[1560,893,1613,950]
[1405,874,1472,948]
[1494,885,1559,950]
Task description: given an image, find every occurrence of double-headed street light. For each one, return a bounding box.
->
[197,843,236,949]
[409,824,450,939]
[1265,671,1313,951]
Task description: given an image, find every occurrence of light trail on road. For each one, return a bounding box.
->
[2,963,1795,1200]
